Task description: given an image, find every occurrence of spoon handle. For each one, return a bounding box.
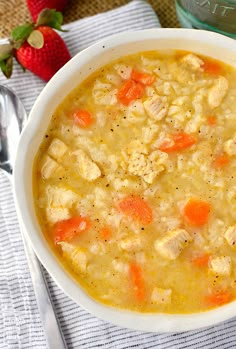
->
[21,224,68,349]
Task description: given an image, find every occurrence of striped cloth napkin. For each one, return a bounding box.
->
[1,0,236,348]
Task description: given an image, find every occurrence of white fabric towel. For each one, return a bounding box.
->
[1,1,236,348]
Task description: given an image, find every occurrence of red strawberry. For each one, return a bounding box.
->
[16,26,71,81]
[27,0,69,22]
[0,9,71,81]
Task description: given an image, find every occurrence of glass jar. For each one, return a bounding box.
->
[175,0,236,38]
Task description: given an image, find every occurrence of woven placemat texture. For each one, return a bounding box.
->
[0,0,180,38]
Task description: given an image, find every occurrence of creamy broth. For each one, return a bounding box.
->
[33,50,236,313]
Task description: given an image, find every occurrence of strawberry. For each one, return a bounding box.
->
[16,26,70,81]
[27,0,69,22]
[0,9,71,81]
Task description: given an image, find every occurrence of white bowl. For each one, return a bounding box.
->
[14,28,236,333]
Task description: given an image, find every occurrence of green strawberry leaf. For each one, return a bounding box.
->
[11,23,34,42]
[0,44,13,61]
[36,9,67,32]
[0,56,13,79]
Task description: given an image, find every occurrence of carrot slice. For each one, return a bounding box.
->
[73,110,93,128]
[159,133,197,153]
[183,198,211,226]
[119,195,153,225]
[192,253,210,267]
[207,116,217,126]
[212,154,230,168]
[131,70,155,86]
[54,216,90,244]
[203,59,222,75]
[100,226,112,240]
[117,79,145,106]
[129,262,146,301]
[205,291,232,306]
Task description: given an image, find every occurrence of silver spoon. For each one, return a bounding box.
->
[0,85,25,174]
[0,85,67,349]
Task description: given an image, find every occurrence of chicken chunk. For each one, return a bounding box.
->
[119,236,142,252]
[124,140,168,184]
[60,242,88,273]
[106,73,122,86]
[151,287,172,305]
[127,150,167,184]
[47,138,68,161]
[154,229,192,260]
[40,155,64,179]
[208,76,229,109]
[46,185,78,208]
[46,207,71,224]
[114,64,132,80]
[143,95,168,121]
[209,256,231,276]
[223,135,236,156]
[73,149,101,181]
[181,53,204,71]
[224,225,236,247]
[92,80,117,105]
[126,100,147,124]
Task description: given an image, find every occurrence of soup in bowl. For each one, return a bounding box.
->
[14,29,236,332]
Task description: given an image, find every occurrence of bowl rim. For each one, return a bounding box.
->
[13,28,236,333]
